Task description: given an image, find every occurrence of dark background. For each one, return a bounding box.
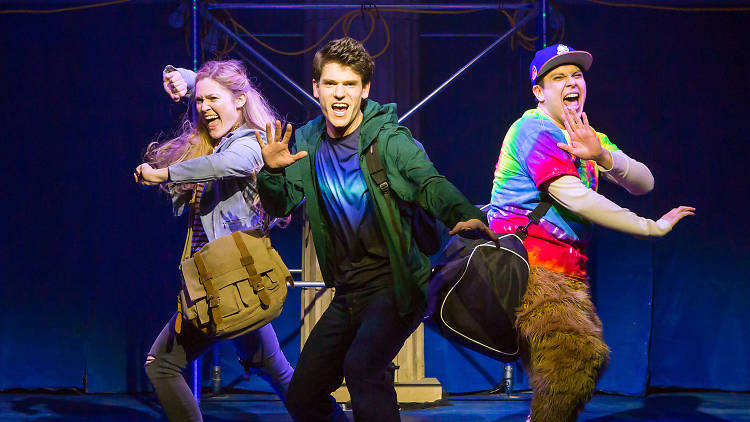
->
[1,0,748,396]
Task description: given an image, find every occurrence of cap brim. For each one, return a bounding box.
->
[535,51,593,83]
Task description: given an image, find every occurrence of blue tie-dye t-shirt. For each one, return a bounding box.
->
[315,125,392,288]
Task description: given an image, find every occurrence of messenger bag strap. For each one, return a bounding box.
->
[231,232,271,309]
[175,185,202,334]
[193,250,223,333]
[180,185,202,263]
[515,192,554,240]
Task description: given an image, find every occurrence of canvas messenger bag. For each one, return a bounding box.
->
[175,186,293,340]
[178,231,292,340]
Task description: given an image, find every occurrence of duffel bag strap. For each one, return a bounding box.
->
[515,192,554,240]
[231,232,272,309]
[193,250,223,333]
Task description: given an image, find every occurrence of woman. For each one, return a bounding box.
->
[134,60,293,422]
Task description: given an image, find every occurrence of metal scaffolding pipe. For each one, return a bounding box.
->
[204,12,320,107]
[191,0,202,405]
[398,9,536,124]
[192,0,200,71]
[207,3,534,11]
[538,0,548,49]
[291,282,327,288]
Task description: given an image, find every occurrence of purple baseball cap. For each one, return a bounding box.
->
[529,44,593,85]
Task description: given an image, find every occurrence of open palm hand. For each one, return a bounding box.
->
[255,120,308,170]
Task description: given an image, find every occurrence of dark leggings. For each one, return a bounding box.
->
[145,313,294,422]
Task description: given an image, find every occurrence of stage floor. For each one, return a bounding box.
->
[1,391,748,421]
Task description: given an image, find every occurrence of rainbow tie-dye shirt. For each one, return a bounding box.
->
[488,108,619,277]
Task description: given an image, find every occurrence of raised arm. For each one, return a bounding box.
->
[134,131,265,186]
[256,121,308,217]
[557,109,613,169]
[133,67,197,186]
[557,108,654,195]
[598,149,654,195]
[162,65,196,101]
[546,174,693,237]
[168,132,265,183]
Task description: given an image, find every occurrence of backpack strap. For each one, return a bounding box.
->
[366,138,389,198]
[515,192,554,240]
[365,139,409,255]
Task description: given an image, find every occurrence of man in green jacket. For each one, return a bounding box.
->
[256,37,497,422]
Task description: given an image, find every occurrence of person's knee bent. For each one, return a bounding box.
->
[241,353,293,401]
[144,354,182,382]
[285,377,318,418]
[286,383,343,422]
[342,353,389,387]
[144,355,159,382]
[342,352,365,382]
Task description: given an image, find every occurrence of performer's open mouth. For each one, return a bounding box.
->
[563,92,580,112]
[205,114,220,130]
[331,102,349,117]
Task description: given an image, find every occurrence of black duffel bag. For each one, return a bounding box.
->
[425,198,552,363]
[364,135,552,362]
[426,233,529,362]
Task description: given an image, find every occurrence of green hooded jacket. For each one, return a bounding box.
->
[257,100,486,315]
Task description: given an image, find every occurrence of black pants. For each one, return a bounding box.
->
[286,286,423,422]
[145,313,294,422]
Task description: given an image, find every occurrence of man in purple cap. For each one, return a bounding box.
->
[487,44,694,421]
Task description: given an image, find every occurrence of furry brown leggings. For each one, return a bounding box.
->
[516,266,610,422]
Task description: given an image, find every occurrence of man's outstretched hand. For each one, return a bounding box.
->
[449,219,500,247]
[255,120,308,170]
[658,206,695,231]
[558,108,613,169]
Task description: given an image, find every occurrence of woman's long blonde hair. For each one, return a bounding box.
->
[145,59,278,194]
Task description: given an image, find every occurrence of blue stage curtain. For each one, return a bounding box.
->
[2,1,749,394]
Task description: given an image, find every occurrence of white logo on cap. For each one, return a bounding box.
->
[557,45,570,55]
